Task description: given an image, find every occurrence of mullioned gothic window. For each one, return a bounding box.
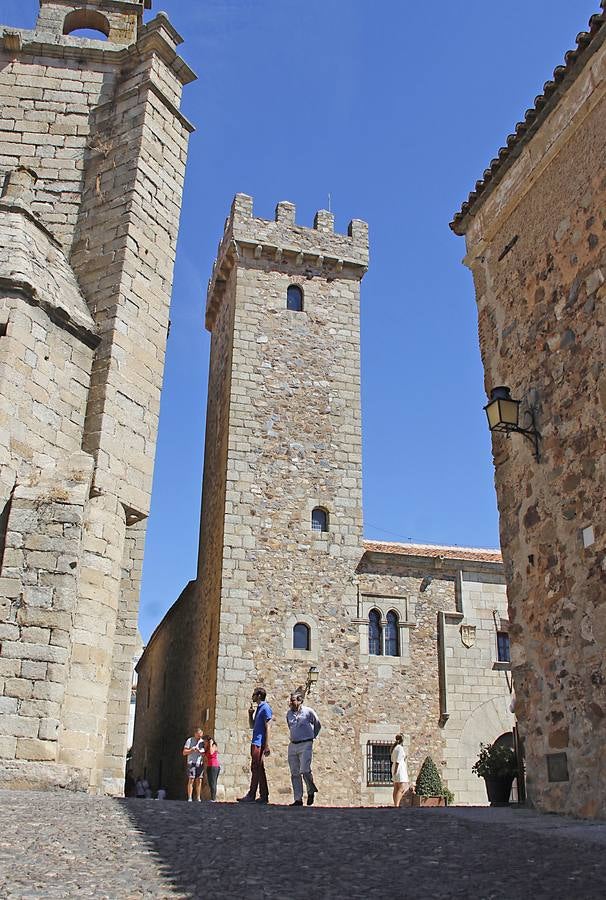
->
[287,284,303,311]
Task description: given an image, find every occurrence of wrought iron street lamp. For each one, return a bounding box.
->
[304,666,319,697]
[484,386,541,461]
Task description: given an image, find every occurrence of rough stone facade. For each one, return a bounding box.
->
[0,0,194,794]
[132,197,513,804]
[451,5,606,818]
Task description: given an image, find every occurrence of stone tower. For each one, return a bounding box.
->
[0,0,194,793]
[190,194,368,802]
[132,196,515,805]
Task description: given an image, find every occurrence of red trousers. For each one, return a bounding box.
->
[247,744,269,800]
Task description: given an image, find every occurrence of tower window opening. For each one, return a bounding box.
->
[287,284,303,312]
[293,622,311,651]
[311,507,328,533]
[368,609,383,656]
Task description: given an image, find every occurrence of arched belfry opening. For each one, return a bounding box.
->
[63,9,111,39]
[37,0,152,46]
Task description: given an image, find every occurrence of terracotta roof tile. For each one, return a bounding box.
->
[362,539,502,564]
[450,3,606,235]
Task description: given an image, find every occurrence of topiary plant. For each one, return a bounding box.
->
[415,756,444,797]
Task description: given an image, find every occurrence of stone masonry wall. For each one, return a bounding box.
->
[0,1,194,793]
[458,30,606,818]
[442,571,514,804]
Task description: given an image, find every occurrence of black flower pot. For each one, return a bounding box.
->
[483,775,514,806]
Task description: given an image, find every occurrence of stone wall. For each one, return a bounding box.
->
[0,0,194,793]
[442,571,514,804]
[452,12,606,818]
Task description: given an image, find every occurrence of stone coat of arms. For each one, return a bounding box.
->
[460,624,476,648]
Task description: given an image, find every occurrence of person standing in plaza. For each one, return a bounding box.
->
[182,727,204,802]
[391,734,409,807]
[286,690,321,807]
[238,688,272,803]
[203,735,221,802]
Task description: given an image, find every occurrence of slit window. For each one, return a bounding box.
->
[287,285,303,311]
[293,622,311,651]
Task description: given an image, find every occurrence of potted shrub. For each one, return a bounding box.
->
[472,742,517,805]
[412,756,448,807]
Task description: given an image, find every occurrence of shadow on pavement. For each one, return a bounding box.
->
[121,799,606,899]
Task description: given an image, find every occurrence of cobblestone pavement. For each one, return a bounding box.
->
[1,791,605,899]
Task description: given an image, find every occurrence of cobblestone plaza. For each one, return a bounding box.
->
[0,791,605,899]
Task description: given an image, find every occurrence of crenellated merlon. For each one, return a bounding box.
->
[206,194,369,329]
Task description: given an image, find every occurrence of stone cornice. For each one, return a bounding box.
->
[0,198,63,249]
[0,276,100,349]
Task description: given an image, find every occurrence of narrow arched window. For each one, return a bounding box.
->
[369,609,382,656]
[385,610,400,657]
[287,284,303,311]
[293,622,311,651]
[311,507,328,532]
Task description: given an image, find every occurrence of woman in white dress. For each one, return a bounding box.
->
[391,734,409,808]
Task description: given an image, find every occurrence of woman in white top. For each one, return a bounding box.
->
[391,734,409,808]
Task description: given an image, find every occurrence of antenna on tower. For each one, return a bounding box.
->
[328,193,332,213]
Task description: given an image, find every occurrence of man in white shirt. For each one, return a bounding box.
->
[182,727,204,802]
[286,691,321,807]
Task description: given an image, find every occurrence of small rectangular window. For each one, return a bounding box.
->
[366,741,393,786]
[497,631,510,663]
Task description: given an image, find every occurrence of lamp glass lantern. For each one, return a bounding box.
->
[305,665,319,696]
[484,386,520,432]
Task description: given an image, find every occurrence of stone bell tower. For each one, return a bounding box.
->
[190,195,369,802]
[0,1,194,793]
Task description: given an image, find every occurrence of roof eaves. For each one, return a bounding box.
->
[450,4,606,235]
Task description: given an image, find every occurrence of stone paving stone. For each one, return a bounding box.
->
[0,791,605,899]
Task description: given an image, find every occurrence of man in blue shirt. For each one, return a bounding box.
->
[237,687,272,803]
[286,690,321,806]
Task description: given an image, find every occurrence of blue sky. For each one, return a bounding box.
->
[4,1,599,639]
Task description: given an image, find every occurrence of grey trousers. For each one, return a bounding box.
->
[288,740,315,801]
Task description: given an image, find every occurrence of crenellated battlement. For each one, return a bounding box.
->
[206,193,369,329]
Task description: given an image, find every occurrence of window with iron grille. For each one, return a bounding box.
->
[366,741,393,786]
[497,631,510,663]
